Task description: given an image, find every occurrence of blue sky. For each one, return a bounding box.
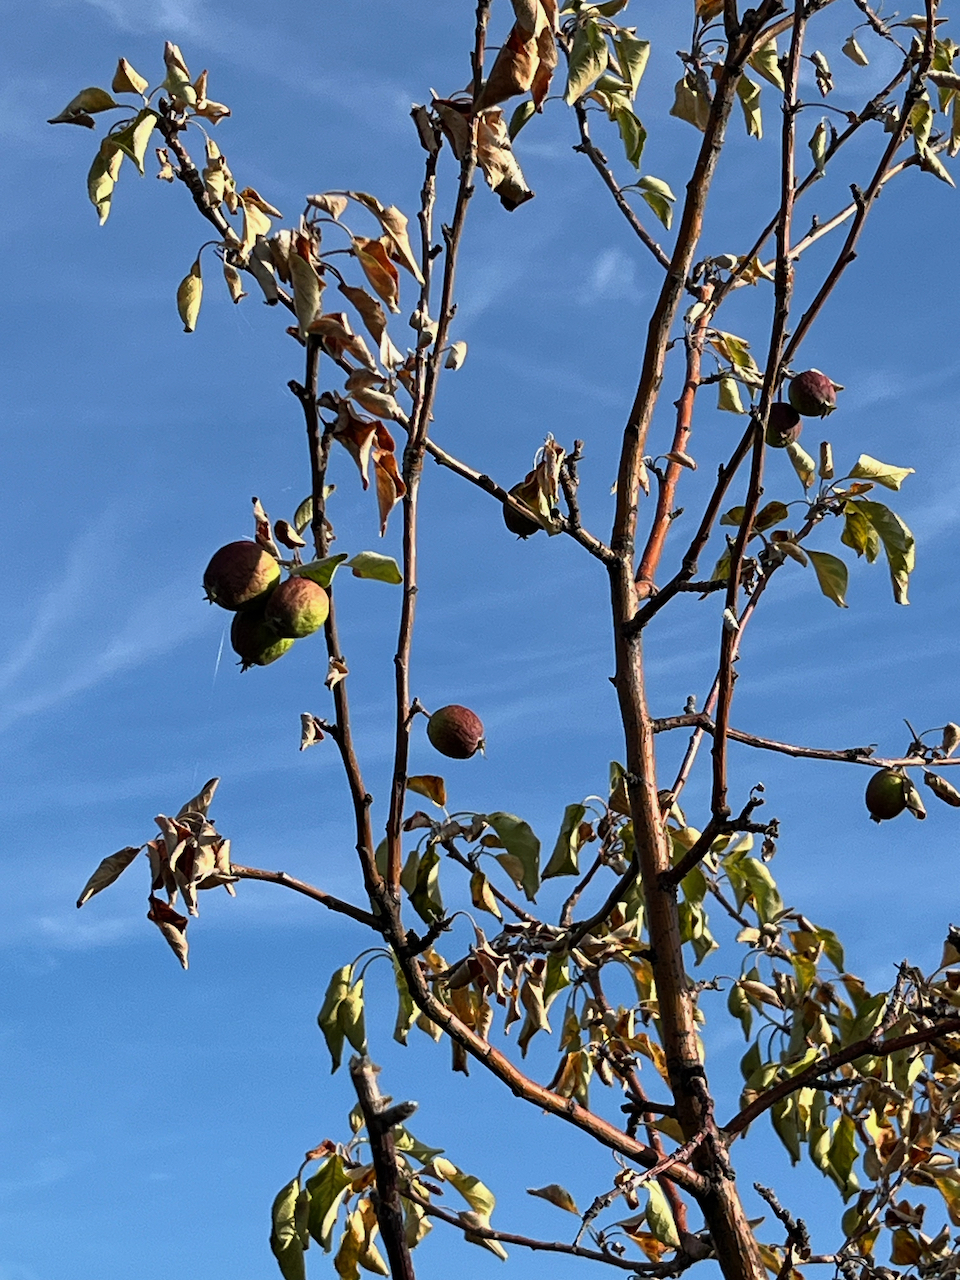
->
[5,1,960,1277]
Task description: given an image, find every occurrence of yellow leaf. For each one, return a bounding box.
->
[112,58,149,96]
[177,259,203,333]
[408,775,447,806]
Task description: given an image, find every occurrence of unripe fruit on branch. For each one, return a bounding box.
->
[788,369,838,418]
[264,577,330,639]
[426,705,485,759]
[764,403,802,449]
[230,609,294,670]
[204,541,280,611]
[502,485,542,539]
[865,768,907,822]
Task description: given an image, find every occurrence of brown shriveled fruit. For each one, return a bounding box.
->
[426,704,485,759]
[764,402,802,448]
[230,609,294,670]
[264,576,329,639]
[788,369,837,418]
[204,541,280,611]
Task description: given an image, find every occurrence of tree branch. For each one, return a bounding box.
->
[230,865,381,929]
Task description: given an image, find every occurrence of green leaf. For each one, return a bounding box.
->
[749,40,785,90]
[565,20,608,103]
[755,501,789,532]
[809,119,829,175]
[110,108,158,174]
[848,454,915,490]
[393,1127,445,1164]
[317,965,352,1071]
[295,553,348,587]
[738,856,784,925]
[841,504,880,562]
[410,845,444,924]
[294,496,313,534]
[485,812,540,900]
[270,1178,308,1280]
[718,374,745,413]
[508,99,536,140]
[854,500,915,604]
[645,1180,681,1248]
[614,105,646,169]
[816,927,845,971]
[543,803,587,878]
[347,551,402,583]
[827,1113,860,1200]
[845,990,887,1046]
[636,175,675,230]
[306,1155,354,1251]
[808,550,849,608]
[391,957,420,1045]
[612,32,650,96]
[771,1095,801,1163]
[727,981,753,1039]
[736,75,762,139]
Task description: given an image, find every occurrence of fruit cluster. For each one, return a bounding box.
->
[203,541,329,669]
[765,369,840,449]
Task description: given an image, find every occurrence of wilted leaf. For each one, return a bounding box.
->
[270,1179,308,1280]
[147,895,189,969]
[345,193,424,284]
[77,845,142,907]
[110,108,157,175]
[353,238,401,312]
[318,965,353,1071]
[478,21,539,110]
[112,58,149,95]
[300,714,325,750]
[614,105,646,168]
[808,550,849,607]
[48,86,118,126]
[470,870,502,920]
[855,500,915,604]
[527,1184,580,1215]
[177,258,203,333]
[485,812,540,900]
[749,40,784,90]
[347,552,402,583]
[843,35,870,66]
[848,455,915,491]
[543,803,587,878]
[476,108,535,209]
[326,658,349,690]
[408,775,447,807]
[718,374,745,413]
[827,1112,860,1200]
[445,341,468,370]
[809,118,829,175]
[925,772,960,807]
[737,76,762,139]
[671,73,710,131]
[338,978,367,1053]
[786,440,816,488]
[614,32,650,96]
[290,249,325,336]
[410,845,444,924]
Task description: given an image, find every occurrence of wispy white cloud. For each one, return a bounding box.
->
[579,247,643,305]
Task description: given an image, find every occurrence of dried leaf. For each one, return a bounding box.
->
[300,714,325,750]
[408,775,447,807]
[48,86,118,126]
[77,845,142,908]
[112,58,149,96]
[346,194,424,284]
[352,237,401,311]
[476,109,535,210]
[290,246,325,335]
[445,341,468,370]
[527,1183,579,1214]
[222,262,246,303]
[478,21,540,110]
[147,895,189,969]
[326,658,349,690]
[307,192,350,219]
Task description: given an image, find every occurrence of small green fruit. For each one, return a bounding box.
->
[865,768,907,823]
[764,402,802,448]
[204,541,280,611]
[264,577,330,639]
[230,609,294,670]
[788,369,837,418]
[503,485,542,539]
[427,704,485,759]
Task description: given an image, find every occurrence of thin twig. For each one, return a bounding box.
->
[230,865,381,929]
[573,106,673,274]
